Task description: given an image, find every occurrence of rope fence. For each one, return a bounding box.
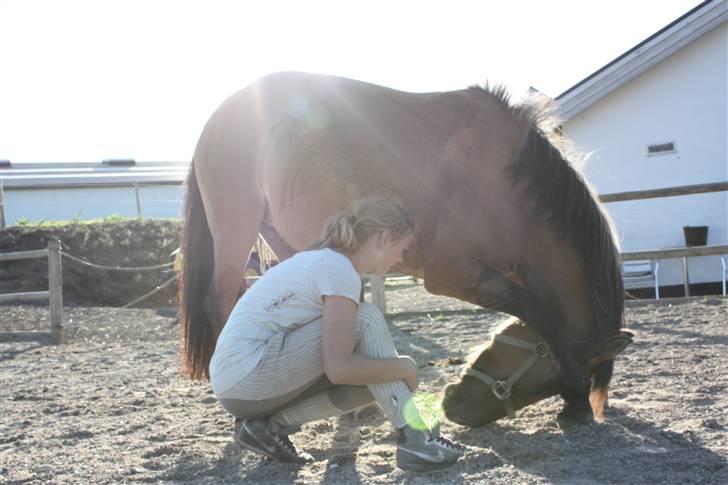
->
[1,242,180,344]
[59,251,174,272]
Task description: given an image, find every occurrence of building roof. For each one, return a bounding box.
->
[0,161,189,189]
[556,0,727,120]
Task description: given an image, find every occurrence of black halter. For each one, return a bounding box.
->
[461,334,552,418]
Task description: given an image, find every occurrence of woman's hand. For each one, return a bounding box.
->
[399,355,419,392]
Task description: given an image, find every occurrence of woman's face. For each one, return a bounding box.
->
[374,232,414,275]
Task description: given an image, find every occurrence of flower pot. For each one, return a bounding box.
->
[683,225,708,247]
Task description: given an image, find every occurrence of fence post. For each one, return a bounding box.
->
[134,183,142,219]
[0,180,5,229]
[682,257,690,297]
[369,274,386,314]
[48,240,64,344]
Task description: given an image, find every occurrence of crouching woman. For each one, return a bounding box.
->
[209,196,465,471]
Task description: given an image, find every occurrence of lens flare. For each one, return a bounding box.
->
[288,93,330,130]
[403,392,444,431]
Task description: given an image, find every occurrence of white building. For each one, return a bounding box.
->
[0,160,187,225]
[555,0,727,290]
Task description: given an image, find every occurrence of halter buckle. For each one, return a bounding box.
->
[535,342,550,359]
[491,380,512,400]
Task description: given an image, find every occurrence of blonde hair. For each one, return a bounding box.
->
[307,195,414,252]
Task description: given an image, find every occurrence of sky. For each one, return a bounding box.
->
[0,0,704,163]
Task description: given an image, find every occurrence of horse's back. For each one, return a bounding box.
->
[194,72,531,264]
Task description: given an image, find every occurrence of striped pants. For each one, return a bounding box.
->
[217,303,420,431]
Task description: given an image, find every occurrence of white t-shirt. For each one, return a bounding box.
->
[209,248,362,396]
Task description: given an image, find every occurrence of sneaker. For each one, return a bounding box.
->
[396,423,466,472]
[234,418,313,464]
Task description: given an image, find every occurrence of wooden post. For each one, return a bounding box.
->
[134,183,142,218]
[256,237,266,275]
[369,274,386,314]
[48,240,64,344]
[682,256,690,297]
[0,180,5,229]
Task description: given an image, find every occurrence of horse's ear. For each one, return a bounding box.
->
[582,331,634,372]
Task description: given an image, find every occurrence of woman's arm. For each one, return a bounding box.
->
[321,296,418,391]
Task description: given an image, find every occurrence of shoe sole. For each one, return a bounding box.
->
[396,459,457,472]
[234,428,312,464]
[396,452,458,472]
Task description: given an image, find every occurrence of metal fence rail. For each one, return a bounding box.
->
[605,182,728,298]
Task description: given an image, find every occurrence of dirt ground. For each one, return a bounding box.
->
[1,285,726,484]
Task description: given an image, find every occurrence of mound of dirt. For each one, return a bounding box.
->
[0,220,181,307]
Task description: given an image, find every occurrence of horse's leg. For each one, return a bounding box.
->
[195,144,266,333]
[204,198,265,332]
[514,283,593,427]
[260,218,297,262]
[467,263,593,425]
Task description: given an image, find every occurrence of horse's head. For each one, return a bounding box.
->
[442,320,633,427]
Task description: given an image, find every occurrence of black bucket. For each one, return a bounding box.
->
[683,225,708,247]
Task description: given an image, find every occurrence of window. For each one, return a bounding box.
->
[647,142,676,156]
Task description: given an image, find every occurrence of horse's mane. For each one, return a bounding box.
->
[469,84,625,339]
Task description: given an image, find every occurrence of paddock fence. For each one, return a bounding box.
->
[603,181,727,298]
[0,182,725,344]
[0,240,64,344]
[0,241,176,344]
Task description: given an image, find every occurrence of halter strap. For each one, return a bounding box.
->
[461,334,551,419]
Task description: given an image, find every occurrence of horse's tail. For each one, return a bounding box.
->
[179,162,216,381]
[589,359,614,419]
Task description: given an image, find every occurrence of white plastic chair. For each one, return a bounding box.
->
[622,259,661,299]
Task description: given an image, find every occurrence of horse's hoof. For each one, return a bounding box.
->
[557,408,594,429]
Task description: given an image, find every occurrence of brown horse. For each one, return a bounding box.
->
[179,71,628,427]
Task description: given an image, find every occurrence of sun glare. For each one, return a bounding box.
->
[0,0,700,162]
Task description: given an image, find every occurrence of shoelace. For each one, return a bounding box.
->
[434,435,467,452]
[428,423,466,452]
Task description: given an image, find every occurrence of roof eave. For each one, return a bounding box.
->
[556,1,727,121]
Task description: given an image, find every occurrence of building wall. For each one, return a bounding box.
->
[563,22,727,285]
[3,185,184,223]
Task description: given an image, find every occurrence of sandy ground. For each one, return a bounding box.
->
[1,284,726,484]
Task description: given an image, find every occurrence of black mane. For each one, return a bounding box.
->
[470,83,624,340]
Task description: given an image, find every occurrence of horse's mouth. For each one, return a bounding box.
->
[442,385,506,427]
[444,403,505,427]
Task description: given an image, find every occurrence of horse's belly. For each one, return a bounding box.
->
[264,179,358,251]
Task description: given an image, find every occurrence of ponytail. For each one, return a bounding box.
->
[307,196,414,252]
